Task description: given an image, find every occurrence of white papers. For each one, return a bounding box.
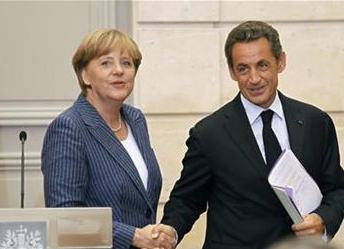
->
[271,186,303,224]
[268,149,323,224]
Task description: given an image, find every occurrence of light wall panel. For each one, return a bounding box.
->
[136,1,219,22]
[136,29,221,113]
[220,1,344,22]
[0,2,85,101]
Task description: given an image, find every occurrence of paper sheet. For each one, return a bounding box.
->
[268,149,323,216]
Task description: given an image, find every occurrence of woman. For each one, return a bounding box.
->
[41,29,174,249]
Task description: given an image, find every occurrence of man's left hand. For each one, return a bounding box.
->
[291,213,325,237]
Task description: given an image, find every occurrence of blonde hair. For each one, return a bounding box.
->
[72,29,142,95]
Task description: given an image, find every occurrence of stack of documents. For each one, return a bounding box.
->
[268,149,323,224]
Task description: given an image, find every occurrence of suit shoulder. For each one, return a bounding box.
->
[193,102,232,133]
[47,103,84,132]
[58,104,80,120]
[283,95,329,118]
[122,103,144,115]
[122,104,146,122]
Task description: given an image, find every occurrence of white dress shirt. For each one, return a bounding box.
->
[120,122,148,190]
[240,93,290,163]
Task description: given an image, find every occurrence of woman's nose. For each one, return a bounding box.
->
[112,62,124,75]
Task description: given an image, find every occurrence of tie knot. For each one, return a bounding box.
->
[261,110,274,125]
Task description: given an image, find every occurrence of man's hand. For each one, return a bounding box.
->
[132,224,177,249]
[292,213,325,237]
[151,224,177,249]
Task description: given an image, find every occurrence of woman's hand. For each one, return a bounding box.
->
[132,224,177,249]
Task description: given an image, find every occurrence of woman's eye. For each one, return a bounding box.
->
[101,60,112,67]
[122,60,132,67]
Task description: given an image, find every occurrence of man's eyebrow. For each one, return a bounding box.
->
[257,59,270,64]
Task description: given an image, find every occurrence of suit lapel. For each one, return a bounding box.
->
[279,93,305,161]
[223,94,268,176]
[122,107,159,204]
[75,95,153,207]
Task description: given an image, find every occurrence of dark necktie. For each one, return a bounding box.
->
[261,110,282,170]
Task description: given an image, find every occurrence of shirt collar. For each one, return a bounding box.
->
[240,92,284,125]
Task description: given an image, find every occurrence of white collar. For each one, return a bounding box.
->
[240,92,284,125]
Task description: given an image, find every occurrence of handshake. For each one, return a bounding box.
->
[132,223,178,249]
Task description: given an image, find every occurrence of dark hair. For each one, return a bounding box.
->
[224,21,282,68]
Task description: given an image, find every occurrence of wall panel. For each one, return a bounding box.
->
[137,29,221,113]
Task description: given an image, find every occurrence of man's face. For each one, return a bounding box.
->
[229,37,286,108]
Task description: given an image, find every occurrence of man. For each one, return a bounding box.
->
[158,21,344,249]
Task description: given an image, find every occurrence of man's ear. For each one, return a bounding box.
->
[229,66,238,81]
[278,52,287,73]
[81,69,91,86]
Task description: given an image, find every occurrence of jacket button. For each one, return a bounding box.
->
[145,209,152,218]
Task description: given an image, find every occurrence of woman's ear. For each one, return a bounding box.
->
[81,69,91,86]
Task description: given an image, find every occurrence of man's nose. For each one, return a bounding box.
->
[249,69,260,84]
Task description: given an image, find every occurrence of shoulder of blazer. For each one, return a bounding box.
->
[193,93,242,132]
[47,100,81,128]
[69,94,146,128]
[121,103,145,124]
[278,91,328,119]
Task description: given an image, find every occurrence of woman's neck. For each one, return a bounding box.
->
[86,93,122,129]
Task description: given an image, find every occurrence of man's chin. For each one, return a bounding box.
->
[249,97,270,108]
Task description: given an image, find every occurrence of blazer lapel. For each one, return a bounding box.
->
[121,106,158,203]
[223,94,268,176]
[279,92,305,162]
[75,95,152,207]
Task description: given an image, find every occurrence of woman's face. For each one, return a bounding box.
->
[82,48,136,106]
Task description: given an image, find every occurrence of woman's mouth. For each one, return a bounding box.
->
[110,81,125,85]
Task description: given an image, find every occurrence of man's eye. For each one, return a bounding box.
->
[237,67,248,74]
[259,63,268,70]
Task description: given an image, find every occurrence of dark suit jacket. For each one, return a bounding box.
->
[162,92,344,249]
[42,95,162,249]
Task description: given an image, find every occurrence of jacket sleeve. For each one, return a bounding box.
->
[161,126,211,242]
[41,115,88,207]
[314,113,344,238]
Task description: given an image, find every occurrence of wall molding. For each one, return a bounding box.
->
[0,103,70,126]
[0,152,41,171]
[0,107,65,126]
